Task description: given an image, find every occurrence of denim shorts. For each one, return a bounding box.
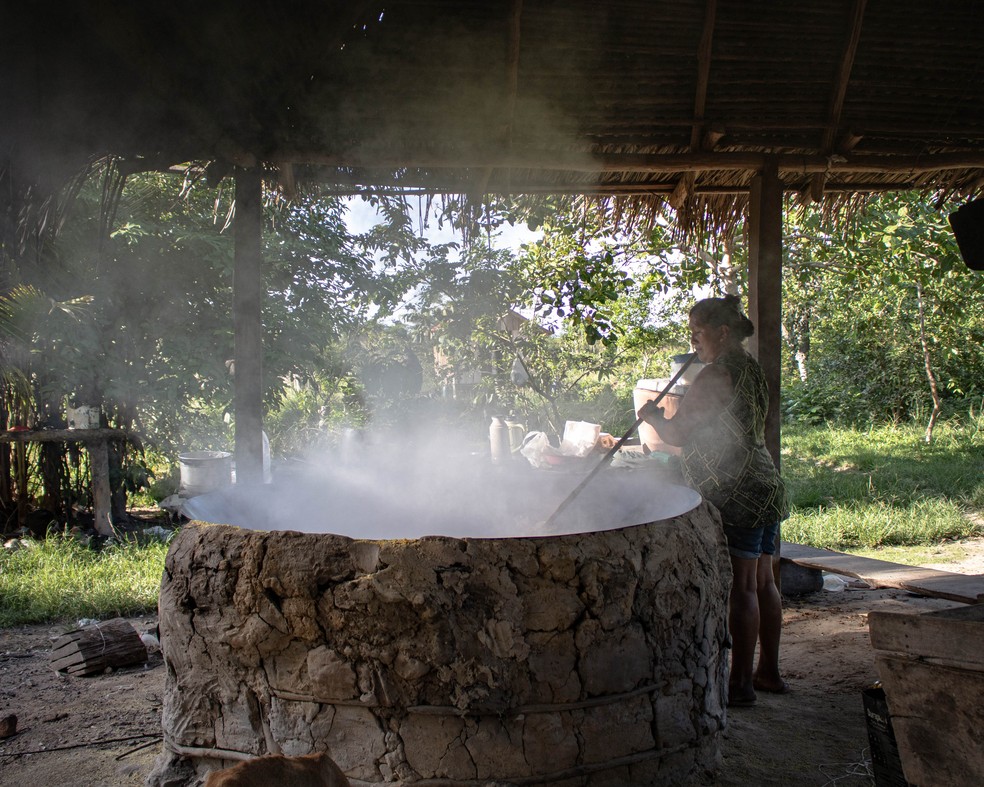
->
[722,522,780,560]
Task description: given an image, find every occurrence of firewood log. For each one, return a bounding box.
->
[49,618,147,676]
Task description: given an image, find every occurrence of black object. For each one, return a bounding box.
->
[948,198,984,271]
[862,686,910,787]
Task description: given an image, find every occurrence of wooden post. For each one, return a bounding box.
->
[748,160,784,586]
[86,439,115,537]
[234,168,265,487]
[747,160,783,469]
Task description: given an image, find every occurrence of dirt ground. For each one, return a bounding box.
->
[2,545,982,787]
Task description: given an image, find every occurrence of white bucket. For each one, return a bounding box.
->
[634,380,686,454]
[179,451,233,498]
[670,354,705,386]
[67,406,100,430]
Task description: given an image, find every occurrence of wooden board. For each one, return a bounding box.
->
[780,541,984,604]
[873,654,984,787]
[0,428,127,443]
[869,604,984,667]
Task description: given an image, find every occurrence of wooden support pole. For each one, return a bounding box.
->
[86,439,115,537]
[747,160,783,470]
[234,168,265,487]
[748,159,785,585]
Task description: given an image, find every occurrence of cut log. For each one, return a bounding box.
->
[49,618,147,676]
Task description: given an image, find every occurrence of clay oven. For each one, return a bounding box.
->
[149,465,731,786]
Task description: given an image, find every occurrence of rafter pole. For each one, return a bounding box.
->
[270,148,984,176]
[810,0,867,201]
[690,0,717,151]
[505,0,523,133]
[747,159,783,470]
[233,167,265,487]
[485,0,523,196]
[308,179,926,198]
[672,0,717,210]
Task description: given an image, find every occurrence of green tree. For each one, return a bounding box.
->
[781,193,984,430]
[3,166,435,520]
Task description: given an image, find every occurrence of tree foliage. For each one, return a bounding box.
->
[781,193,984,429]
[4,170,983,530]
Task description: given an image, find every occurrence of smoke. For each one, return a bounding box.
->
[182,424,700,539]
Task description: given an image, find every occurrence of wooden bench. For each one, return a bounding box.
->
[780,541,984,605]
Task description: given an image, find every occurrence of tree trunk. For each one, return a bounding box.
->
[783,309,811,383]
[0,393,11,508]
[916,279,942,443]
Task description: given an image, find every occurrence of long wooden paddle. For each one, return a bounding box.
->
[542,352,697,529]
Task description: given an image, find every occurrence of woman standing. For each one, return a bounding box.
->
[638,295,789,707]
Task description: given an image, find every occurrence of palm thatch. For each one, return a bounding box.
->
[3,0,984,240]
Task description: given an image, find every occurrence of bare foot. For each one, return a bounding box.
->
[728,685,757,707]
[753,675,790,694]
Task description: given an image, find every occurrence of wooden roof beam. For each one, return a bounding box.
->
[270,148,984,175]
[689,0,717,152]
[808,0,867,203]
[312,181,923,197]
[671,0,717,210]
[478,0,524,196]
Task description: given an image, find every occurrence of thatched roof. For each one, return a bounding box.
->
[4,0,984,237]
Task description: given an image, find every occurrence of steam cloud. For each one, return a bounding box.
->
[182,424,700,539]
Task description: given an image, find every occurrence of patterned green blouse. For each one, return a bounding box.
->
[679,348,789,529]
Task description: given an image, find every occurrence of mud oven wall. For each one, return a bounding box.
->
[149,500,731,786]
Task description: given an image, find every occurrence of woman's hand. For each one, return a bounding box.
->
[637,400,666,424]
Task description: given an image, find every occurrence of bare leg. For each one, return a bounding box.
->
[728,555,760,705]
[752,553,786,691]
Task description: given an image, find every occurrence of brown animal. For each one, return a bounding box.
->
[203,752,350,787]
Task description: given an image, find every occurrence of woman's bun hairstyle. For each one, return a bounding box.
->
[690,294,755,340]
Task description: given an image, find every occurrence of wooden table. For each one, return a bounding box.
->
[0,427,128,536]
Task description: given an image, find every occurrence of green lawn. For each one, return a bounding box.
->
[782,421,984,549]
[0,535,169,628]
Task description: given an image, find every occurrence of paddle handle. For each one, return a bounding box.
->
[543,353,697,528]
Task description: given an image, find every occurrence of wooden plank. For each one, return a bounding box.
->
[0,428,127,443]
[869,605,984,668]
[781,541,984,604]
[873,654,984,787]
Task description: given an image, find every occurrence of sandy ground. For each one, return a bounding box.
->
[2,543,982,787]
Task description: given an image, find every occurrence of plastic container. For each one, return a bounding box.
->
[823,573,848,592]
[670,354,706,386]
[505,416,526,452]
[489,416,510,464]
[633,381,685,454]
[67,406,100,430]
[179,451,233,497]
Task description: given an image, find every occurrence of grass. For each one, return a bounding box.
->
[1,420,982,628]
[782,420,984,550]
[0,534,169,628]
